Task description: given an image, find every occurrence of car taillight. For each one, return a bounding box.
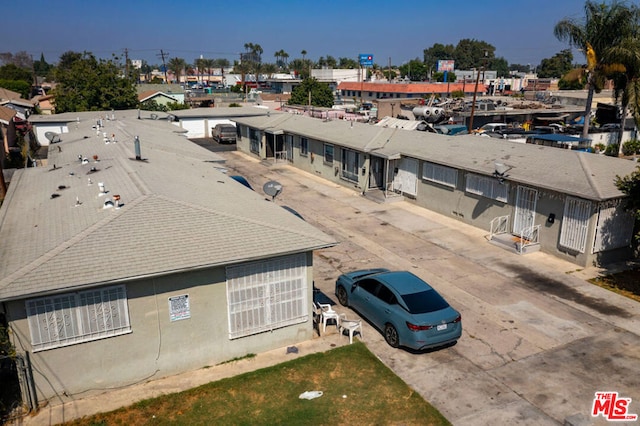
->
[406,322,433,331]
[452,315,462,323]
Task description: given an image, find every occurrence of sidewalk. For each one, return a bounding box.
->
[17,332,347,426]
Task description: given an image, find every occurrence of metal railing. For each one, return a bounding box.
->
[385,181,401,198]
[518,224,540,254]
[489,215,509,240]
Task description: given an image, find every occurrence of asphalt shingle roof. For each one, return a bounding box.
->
[0,110,336,301]
[233,113,640,200]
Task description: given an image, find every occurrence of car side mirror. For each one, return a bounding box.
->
[351,283,358,292]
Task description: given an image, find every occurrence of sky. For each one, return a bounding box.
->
[3,0,593,68]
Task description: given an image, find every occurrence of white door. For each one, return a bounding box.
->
[513,186,537,237]
[393,158,418,196]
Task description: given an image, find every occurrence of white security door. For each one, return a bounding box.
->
[513,186,537,236]
[393,158,418,196]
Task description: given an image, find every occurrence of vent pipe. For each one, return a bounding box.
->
[134,136,141,160]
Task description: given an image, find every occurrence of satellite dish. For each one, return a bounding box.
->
[263,180,283,200]
[494,162,512,176]
[45,131,61,143]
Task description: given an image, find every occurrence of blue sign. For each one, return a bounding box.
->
[359,54,373,67]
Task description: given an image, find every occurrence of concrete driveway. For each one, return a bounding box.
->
[221,151,640,426]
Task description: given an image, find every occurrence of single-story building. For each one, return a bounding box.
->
[337,81,487,103]
[0,109,336,408]
[232,112,639,268]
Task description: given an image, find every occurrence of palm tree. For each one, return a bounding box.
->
[194,58,206,84]
[608,32,640,152]
[301,50,307,61]
[201,58,215,84]
[167,57,187,84]
[554,0,638,140]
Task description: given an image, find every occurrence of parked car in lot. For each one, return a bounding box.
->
[212,124,237,144]
[335,269,461,350]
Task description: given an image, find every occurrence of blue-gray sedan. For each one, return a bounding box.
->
[335,269,462,350]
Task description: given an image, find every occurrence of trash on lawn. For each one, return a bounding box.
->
[299,391,323,400]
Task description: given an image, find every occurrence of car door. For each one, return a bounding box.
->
[368,283,400,330]
[350,278,380,323]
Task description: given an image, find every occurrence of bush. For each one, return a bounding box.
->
[605,143,619,156]
[622,139,640,156]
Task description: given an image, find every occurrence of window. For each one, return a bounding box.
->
[465,173,508,202]
[376,285,397,305]
[300,137,308,156]
[422,162,457,188]
[559,196,592,252]
[324,144,334,164]
[249,128,260,154]
[593,202,634,253]
[341,149,360,182]
[358,279,380,295]
[226,254,308,339]
[26,285,131,351]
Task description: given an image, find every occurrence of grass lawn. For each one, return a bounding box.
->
[65,342,450,426]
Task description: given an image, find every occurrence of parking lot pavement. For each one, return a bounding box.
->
[220,151,640,426]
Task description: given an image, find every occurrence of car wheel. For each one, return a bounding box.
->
[336,286,348,306]
[384,324,399,348]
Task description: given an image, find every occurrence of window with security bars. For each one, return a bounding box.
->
[559,196,592,253]
[341,149,360,182]
[249,128,260,154]
[324,144,334,164]
[300,137,308,156]
[465,173,508,202]
[423,162,457,188]
[226,254,308,339]
[26,285,131,352]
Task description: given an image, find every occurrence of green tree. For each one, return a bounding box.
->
[318,55,337,69]
[432,71,457,83]
[0,79,30,98]
[555,0,638,139]
[491,57,510,78]
[167,57,187,83]
[0,63,32,82]
[452,39,495,70]
[52,52,138,113]
[399,59,428,81]
[537,49,575,78]
[288,77,334,107]
[337,57,358,68]
[423,43,455,75]
[33,53,52,78]
[607,23,640,150]
[616,166,640,244]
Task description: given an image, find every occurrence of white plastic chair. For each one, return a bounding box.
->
[338,314,363,344]
[313,301,340,334]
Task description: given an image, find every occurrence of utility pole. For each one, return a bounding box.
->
[124,48,129,77]
[157,50,169,83]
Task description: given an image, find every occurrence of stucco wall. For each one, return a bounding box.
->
[6,254,315,403]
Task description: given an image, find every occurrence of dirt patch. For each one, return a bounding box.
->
[589,268,640,303]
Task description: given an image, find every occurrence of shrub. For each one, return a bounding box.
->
[622,139,640,156]
[605,143,619,156]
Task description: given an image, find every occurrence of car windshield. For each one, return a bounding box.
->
[401,290,449,314]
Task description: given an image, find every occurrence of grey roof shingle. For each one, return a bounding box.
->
[234,113,640,200]
[0,110,336,301]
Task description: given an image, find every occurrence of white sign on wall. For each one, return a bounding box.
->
[169,294,191,322]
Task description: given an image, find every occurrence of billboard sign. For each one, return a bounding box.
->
[437,60,455,72]
[359,54,374,67]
